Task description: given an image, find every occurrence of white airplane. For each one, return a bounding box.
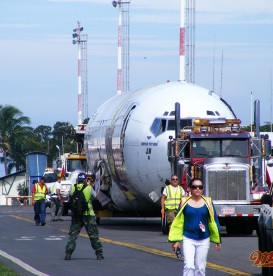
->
[84,81,236,213]
[84,1,237,215]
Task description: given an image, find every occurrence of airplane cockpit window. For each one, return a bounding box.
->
[215,111,220,116]
[151,118,193,136]
[163,111,169,116]
[169,111,175,116]
[150,118,167,137]
[207,111,215,116]
[167,119,192,130]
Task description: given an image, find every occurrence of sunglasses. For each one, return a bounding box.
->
[171,178,178,181]
[190,185,204,190]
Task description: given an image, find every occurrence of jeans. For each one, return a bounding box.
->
[34,200,46,224]
[182,237,210,276]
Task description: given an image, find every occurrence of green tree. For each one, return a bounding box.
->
[52,122,77,156]
[34,125,52,143]
[0,105,32,175]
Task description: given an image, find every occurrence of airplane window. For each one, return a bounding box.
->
[169,111,175,116]
[207,111,215,116]
[215,111,220,116]
[167,119,192,130]
[150,118,167,137]
[168,120,175,130]
[181,119,192,128]
[163,111,169,116]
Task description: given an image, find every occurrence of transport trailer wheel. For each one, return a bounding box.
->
[161,213,169,234]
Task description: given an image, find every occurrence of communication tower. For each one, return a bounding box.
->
[185,0,195,83]
[72,21,88,125]
[112,1,131,94]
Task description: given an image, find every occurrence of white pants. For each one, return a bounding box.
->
[182,237,210,276]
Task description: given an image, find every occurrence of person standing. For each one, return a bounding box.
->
[64,173,104,260]
[161,174,185,227]
[31,176,48,226]
[50,177,63,221]
[169,177,221,276]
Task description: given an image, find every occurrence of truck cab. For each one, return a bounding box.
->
[168,117,271,235]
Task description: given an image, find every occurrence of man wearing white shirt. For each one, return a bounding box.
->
[50,177,63,221]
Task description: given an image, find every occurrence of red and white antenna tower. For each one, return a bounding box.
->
[185,0,195,83]
[179,0,195,83]
[72,21,88,125]
[112,0,131,94]
[179,0,185,82]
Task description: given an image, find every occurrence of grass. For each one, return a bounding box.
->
[0,261,18,276]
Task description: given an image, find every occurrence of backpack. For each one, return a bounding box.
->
[69,184,88,217]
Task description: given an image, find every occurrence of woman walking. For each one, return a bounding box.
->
[168,177,221,276]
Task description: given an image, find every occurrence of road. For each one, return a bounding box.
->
[0,206,261,276]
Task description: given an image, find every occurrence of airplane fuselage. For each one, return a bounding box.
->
[84,81,236,212]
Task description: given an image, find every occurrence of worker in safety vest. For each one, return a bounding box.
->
[64,172,104,261]
[161,174,185,227]
[31,176,48,226]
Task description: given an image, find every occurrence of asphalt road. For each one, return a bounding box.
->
[0,206,262,276]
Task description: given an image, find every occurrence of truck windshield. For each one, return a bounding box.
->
[66,159,87,172]
[192,139,249,158]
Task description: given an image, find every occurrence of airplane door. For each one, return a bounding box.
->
[105,104,137,184]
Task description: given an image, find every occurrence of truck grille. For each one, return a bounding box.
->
[208,170,247,200]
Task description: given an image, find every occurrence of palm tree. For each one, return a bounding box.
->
[0,105,32,175]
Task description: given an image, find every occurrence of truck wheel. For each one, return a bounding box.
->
[161,214,169,235]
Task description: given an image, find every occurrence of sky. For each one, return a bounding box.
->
[1,0,273,128]
[0,0,273,177]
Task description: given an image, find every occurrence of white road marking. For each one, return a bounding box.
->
[0,249,49,276]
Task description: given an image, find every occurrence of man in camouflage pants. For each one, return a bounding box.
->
[65,173,104,260]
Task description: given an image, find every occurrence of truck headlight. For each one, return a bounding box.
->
[252,193,263,200]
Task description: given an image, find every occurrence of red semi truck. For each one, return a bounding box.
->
[167,104,271,235]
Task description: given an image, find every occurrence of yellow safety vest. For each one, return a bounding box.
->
[164,185,184,210]
[34,183,47,201]
[70,184,95,216]
[168,196,221,244]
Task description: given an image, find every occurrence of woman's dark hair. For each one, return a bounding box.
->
[189,177,203,187]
